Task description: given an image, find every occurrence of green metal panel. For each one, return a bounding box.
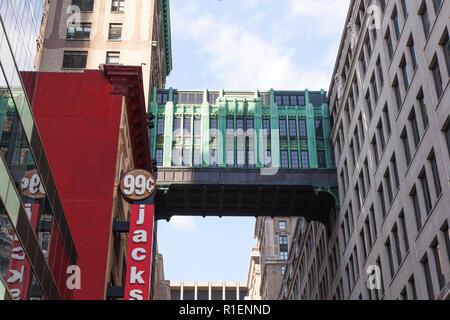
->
[305,90,318,169]
[254,97,263,167]
[217,98,226,167]
[151,88,334,171]
[160,0,173,78]
[201,89,210,166]
[163,101,174,166]
[269,100,280,168]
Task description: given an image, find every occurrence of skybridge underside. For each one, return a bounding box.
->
[155,168,338,228]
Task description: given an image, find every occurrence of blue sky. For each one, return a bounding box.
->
[157,0,351,283]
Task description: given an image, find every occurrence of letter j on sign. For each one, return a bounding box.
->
[124,204,155,300]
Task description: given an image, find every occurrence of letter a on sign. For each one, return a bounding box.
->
[124,204,155,300]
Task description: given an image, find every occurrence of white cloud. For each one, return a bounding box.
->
[169,0,353,91]
[169,216,198,232]
[172,3,337,90]
[288,0,351,35]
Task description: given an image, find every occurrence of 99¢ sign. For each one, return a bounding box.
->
[120,169,156,201]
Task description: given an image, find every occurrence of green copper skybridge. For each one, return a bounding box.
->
[149,88,339,230]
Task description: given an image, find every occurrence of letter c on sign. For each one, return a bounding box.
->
[131,248,146,262]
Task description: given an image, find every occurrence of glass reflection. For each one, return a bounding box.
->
[0,199,42,300]
[0,68,53,257]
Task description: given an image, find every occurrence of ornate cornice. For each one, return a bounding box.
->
[103,65,152,172]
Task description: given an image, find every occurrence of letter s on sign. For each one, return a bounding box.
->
[129,289,143,300]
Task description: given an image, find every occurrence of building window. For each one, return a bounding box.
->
[393,76,402,110]
[430,55,444,99]
[408,35,418,70]
[417,89,429,128]
[400,55,411,90]
[309,93,324,107]
[279,119,287,137]
[377,120,386,152]
[157,92,168,104]
[193,149,201,167]
[372,136,379,167]
[62,51,87,68]
[280,151,289,168]
[298,95,306,106]
[173,118,181,136]
[421,254,435,299]
[182,148,191,166]
[411,186,422,231]
[289,119,297,137]
[264,150,272,167]
[445,123,450,156]
[237,150,245,167]
[378,184,387,218]
[106,51,120,64]
[385,27,394,60]
[384,169,393,204]
[299,119,307,138]
[385,238,395,278]
[360,51,367,75]
[193,118,201,137]
[420,169,433,215]
[440,29,450,77]
[263,119,271,137]
[419,2,431,39]
[371,74,379,102]
[365,90,373,120]
[390,154,400,191]
[407,276,417,300]
[72,0,94,12]
[318,151,326,168]
[376,57,384,87]
[383,105,392,136]
[66,22,91,40]
[401,128,411,166]
[301,151,309,169]
[315,119,323,138]
[155,149,163,166]
[108,23,123,40]
[400,0,408,17]
[183,117,191,136]
[279,235,288,260]
[157,117,165,135]
[210,149,218,167]
[442,222,450,265]
[428,151,442,198]
[409,110,421,149]
[227,150,234,167]
[290,151,299,168]
[111,0,125,12]
[392,224,402,265]
[431,239,446,290]
[172,148,181,166]
[432,0,443,12]
[399,211,409,253]
[392,6,401,40]
[279,221,286,231]
[275,95,282,106]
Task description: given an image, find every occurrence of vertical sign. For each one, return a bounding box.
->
[124,204,155,300]
[120,169,156,300]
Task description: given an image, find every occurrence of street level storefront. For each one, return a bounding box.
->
[25,65,154,299]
